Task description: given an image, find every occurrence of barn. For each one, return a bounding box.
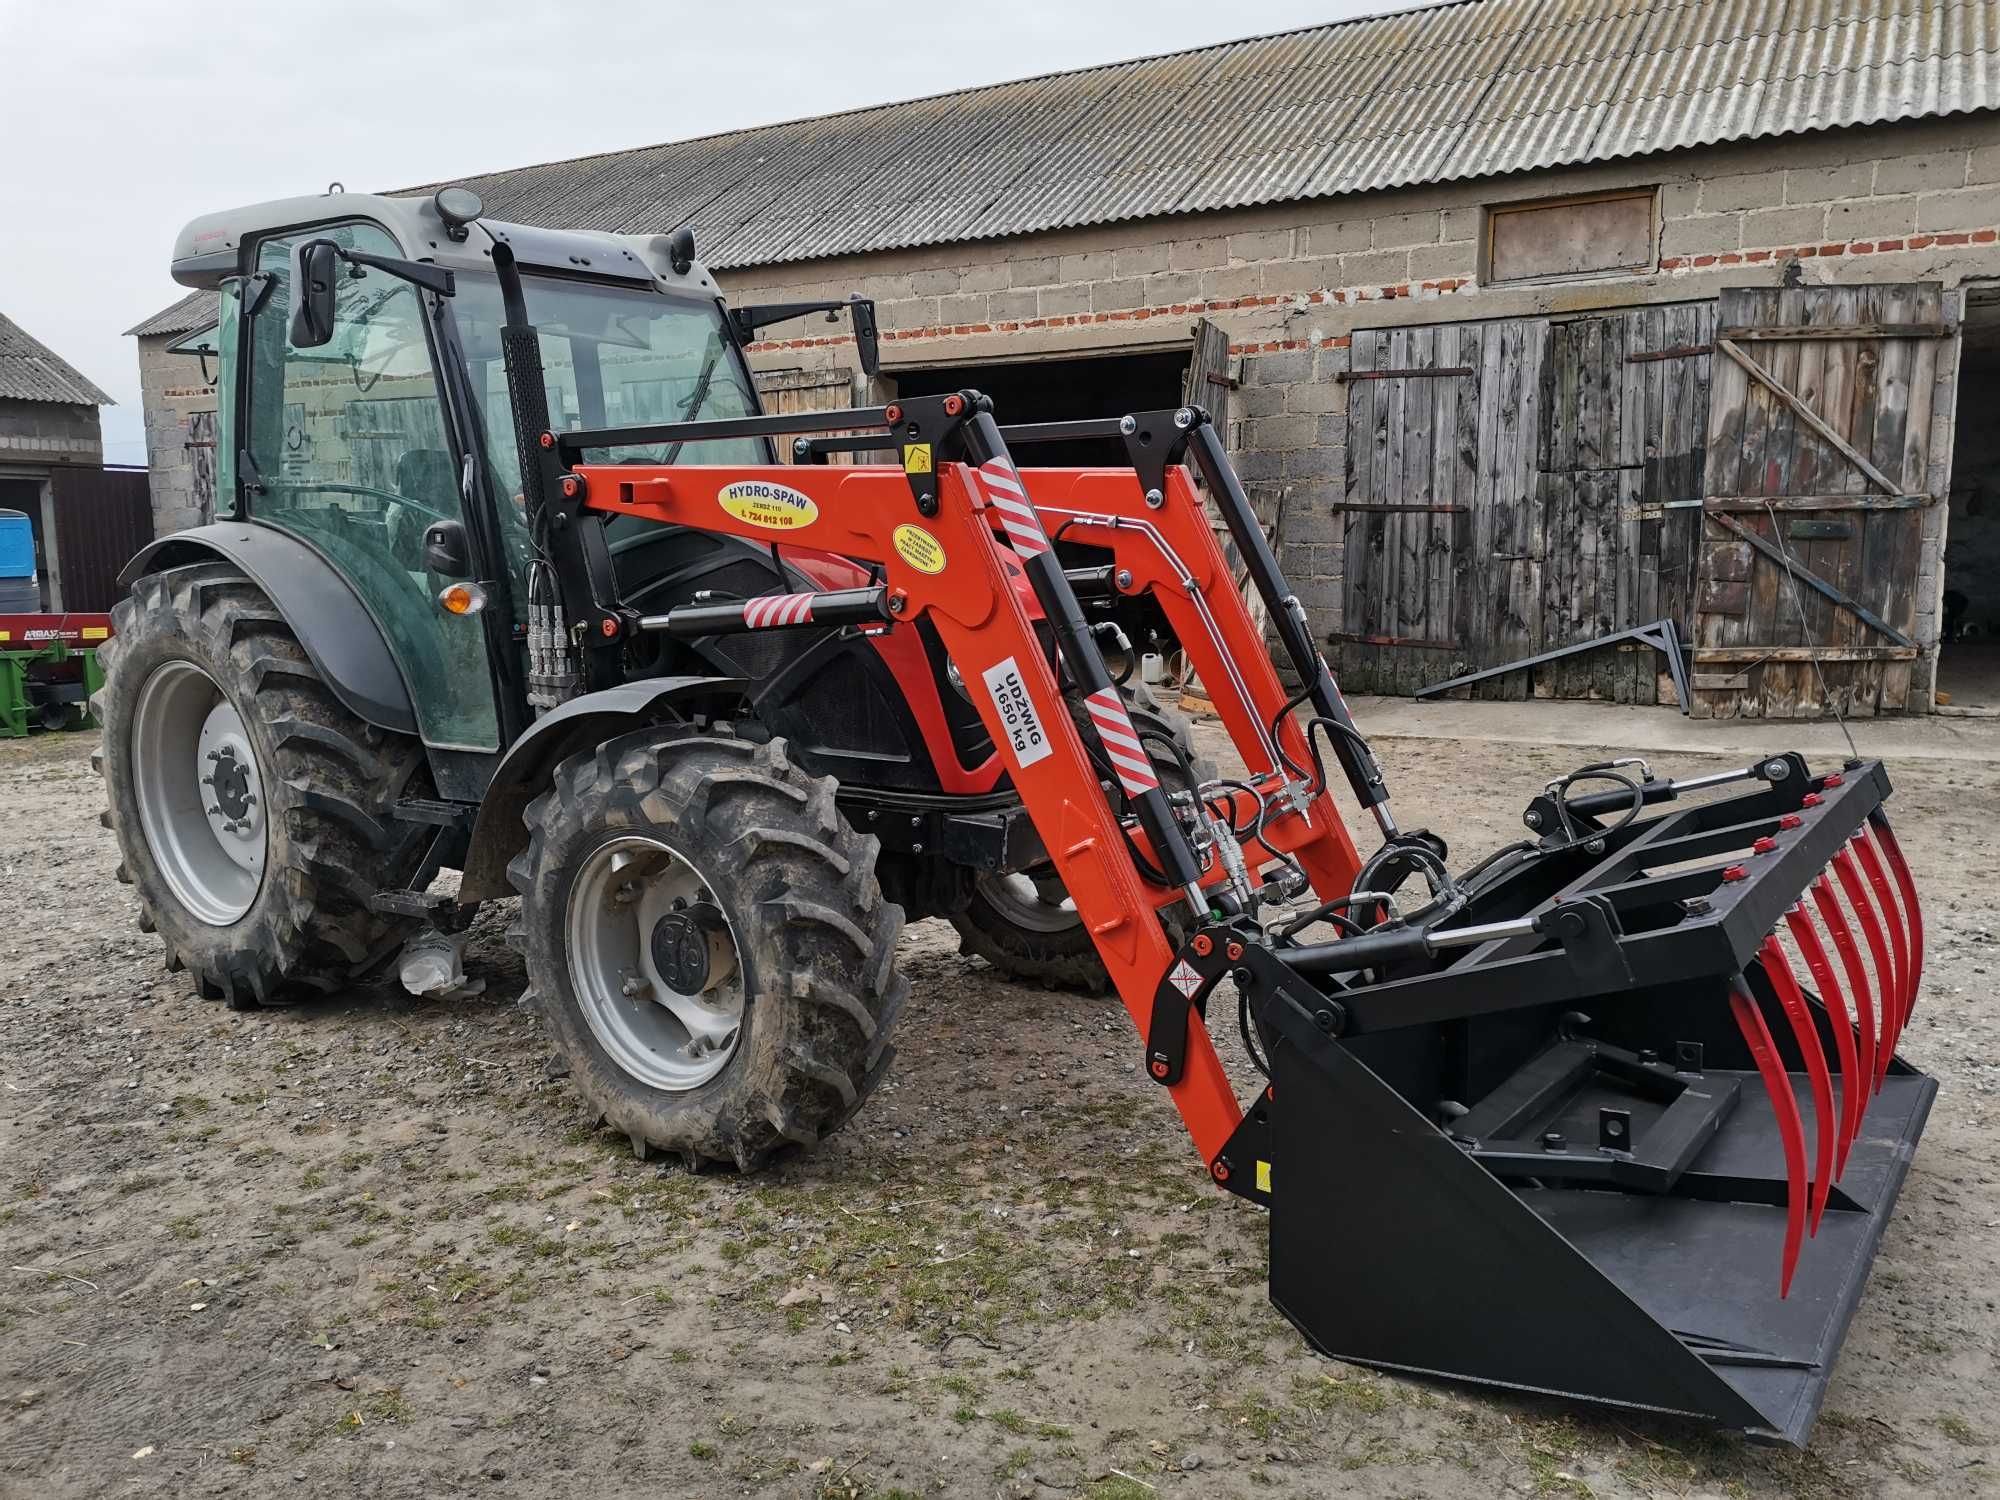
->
[130,0,2000,715]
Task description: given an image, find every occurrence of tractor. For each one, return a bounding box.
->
[97,185,1935,1443]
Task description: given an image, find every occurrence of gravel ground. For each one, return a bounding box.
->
[1,723,1995,1500]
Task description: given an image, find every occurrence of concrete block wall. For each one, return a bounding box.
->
[0,397,102,467]
[134,336,218,537]
[719,114,2000,705]
[117,111,2000,706]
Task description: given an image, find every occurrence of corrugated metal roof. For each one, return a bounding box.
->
[0,312,112,407]
[400,0,1997,270]
[125,289,220,340]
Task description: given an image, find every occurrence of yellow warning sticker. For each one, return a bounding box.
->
[903,443,933,475]
[81,627,109,641]
[1255,1160,1272,1194]
[716,479,819,530]
[0,631,10,641]
[892,523,946,575]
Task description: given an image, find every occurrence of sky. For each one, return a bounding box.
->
[0,0,1406,466]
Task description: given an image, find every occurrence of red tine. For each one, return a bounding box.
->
[1761,935,1836,1236]
[1811,873,1877,1130]
[1852,831,1911,1072]
[1870,813,1925,1006]
[1730,983,1807,1298]
[1833,847,1897,1094]
[1785,904,1860,1179]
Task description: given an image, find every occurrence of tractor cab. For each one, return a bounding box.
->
[162,188,877,790]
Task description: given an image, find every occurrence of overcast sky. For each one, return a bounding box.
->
[0,0,1405,466]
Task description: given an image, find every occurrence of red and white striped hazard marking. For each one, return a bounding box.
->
[974,460,1050,558]
[1083,686,1160,797]
[743,592,817,628]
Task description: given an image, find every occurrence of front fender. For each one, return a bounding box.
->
[120,522,416,735]
[457,675,748,902]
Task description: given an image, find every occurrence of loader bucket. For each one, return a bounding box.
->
[1255,758,1933,1445]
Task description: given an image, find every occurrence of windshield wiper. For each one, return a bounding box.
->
[662,341,725,464]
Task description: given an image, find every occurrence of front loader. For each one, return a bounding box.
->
[96,186,1932,1446]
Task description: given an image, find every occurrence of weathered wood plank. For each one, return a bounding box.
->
[1695,645,1918,663]
[1716,323,1954,341]
[1714,337,1905,498]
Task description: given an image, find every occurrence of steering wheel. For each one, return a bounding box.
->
[267,480,459,531]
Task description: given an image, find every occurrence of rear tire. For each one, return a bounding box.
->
[510,729,908,1170]
[950,689,1213,993]
[94,563,433,1006]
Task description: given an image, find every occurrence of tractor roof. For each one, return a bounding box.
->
[169,190,719,299]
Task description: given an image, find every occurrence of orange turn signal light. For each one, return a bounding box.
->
[437,581,487,616]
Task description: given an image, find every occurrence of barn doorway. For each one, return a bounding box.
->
[892,348,1191,464]
[1940,285,2000,712]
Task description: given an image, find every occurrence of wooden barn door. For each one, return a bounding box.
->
[1531,305,1716,701]
[1694,284,1948,717]
[1336,306,1712,700]
[1335,323,1481,693]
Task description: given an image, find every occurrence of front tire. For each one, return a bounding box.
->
[510,729,908,1170]
[95,563,433,1006]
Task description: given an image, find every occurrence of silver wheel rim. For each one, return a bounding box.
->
[977,870,1082,935]
[131,659,267,926]
[566,836,746,1092]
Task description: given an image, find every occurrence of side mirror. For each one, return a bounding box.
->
[850,297,880,379]
[667,225,696,276]
[288,239,341,348]
[422,519,471,576]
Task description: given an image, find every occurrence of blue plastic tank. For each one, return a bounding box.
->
[0,510,33,581]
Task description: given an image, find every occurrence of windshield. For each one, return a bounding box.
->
[452,273,765,500]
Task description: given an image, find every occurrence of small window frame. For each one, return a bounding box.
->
[1483,188,1660,287]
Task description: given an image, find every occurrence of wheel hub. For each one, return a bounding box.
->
[649,903,734,995]
[131,660,267,927]
[566,838,746,1091]
[198,706,264,866]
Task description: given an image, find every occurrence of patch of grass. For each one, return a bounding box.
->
[995,1446,1033,1479]
[165,1214,201,1241]
[1937,1413,1981,1446]
[989,1408,1030,1435]
[362,1388,413,1425]
[1234,1392,1285,1441]
[689,1440,718,1460]
[348,1232,377,1249]
[1083,1480,1155,1500]
[299,1169,326,1190]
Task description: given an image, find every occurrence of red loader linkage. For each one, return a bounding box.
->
[552,392,1931,1446]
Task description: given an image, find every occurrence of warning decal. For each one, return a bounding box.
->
[980,657,1051,768]
[903,443,933,475]
[1167,960,1204,998]
[892,523,946,575]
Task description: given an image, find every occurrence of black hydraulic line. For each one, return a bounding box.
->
[493,242,625,689]
[959,406,1213,916]
[1181,417,1396,832]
